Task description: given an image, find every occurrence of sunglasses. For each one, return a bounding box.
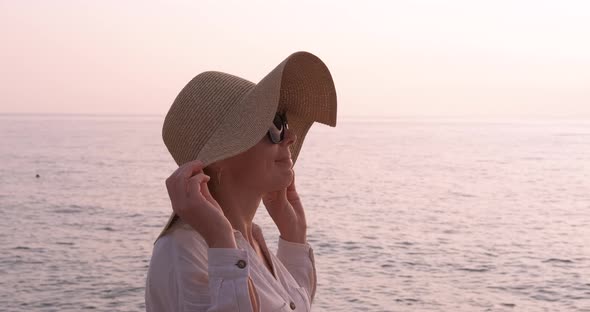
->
[267,112,288,144]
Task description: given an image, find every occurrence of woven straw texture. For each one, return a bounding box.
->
[158,51,337,238]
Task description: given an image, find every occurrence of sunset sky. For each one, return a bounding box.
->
[1,0,589,117]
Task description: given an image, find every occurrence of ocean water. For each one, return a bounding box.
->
[0,114,589,312]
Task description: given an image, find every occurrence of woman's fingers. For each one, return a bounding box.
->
[200,178,216,204]
[187,173,223,214]
[166,160,209,217]
[167,160,206,195]
[164,161,234,247]
[287,171,296,192]
[178,160,205,179]
[262,190,276,202]
[187,173,209,196]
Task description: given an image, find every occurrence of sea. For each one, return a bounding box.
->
[0,114,589,312]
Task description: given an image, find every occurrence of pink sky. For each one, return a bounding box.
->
[1,0,589,117]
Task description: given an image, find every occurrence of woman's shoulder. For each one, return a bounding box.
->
[152,219,209,260]
[146,220,211,305]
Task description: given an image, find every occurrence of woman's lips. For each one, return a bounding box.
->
[276,158,293,166]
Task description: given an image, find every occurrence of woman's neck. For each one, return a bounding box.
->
[211,182,262,246]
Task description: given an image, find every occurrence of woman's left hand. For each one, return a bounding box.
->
[262,171,307,244]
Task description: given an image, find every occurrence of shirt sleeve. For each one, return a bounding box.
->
[204,248,254,311]
[276,237,317,303]
[145,231,256,312]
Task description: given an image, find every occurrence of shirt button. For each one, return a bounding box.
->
[236,260,247,269]
[290,301,296,310]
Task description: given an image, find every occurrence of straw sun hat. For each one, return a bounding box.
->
[157,51,337,238]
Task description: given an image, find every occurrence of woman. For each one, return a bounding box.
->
[145,51,337,311]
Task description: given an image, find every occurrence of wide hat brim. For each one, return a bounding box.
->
[157,51,337,240]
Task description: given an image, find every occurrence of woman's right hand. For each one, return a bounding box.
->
[165,160,236,248]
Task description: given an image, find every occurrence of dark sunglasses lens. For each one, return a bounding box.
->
[273,114,283,130]
[268,128,281,143]
[268,113,287,144]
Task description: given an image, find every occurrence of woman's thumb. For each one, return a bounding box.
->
[187,174,209,198]
[201,179,215,202]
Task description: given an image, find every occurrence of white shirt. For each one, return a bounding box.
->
[145,221,317,311]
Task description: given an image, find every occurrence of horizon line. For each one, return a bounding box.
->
[1,112,590,119]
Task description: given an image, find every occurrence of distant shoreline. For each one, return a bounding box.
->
[1,112,589,124]
[1,112,589,118]
[0,112,164,117]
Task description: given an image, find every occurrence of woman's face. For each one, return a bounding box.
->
[220,120,297,193]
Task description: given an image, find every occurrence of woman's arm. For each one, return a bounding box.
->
[276,237,317,303]
[146,231,259,312]
[262,171,316,301]
[147,160,259,311]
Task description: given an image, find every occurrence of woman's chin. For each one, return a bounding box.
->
[269,170,293,191]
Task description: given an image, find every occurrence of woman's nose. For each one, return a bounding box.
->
[281,128,297,146]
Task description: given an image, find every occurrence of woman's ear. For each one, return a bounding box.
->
[203,162,225,190]
[203,161,221,176]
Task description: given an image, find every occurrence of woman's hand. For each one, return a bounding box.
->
[165,160,236,248]
[262,171,307,244]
